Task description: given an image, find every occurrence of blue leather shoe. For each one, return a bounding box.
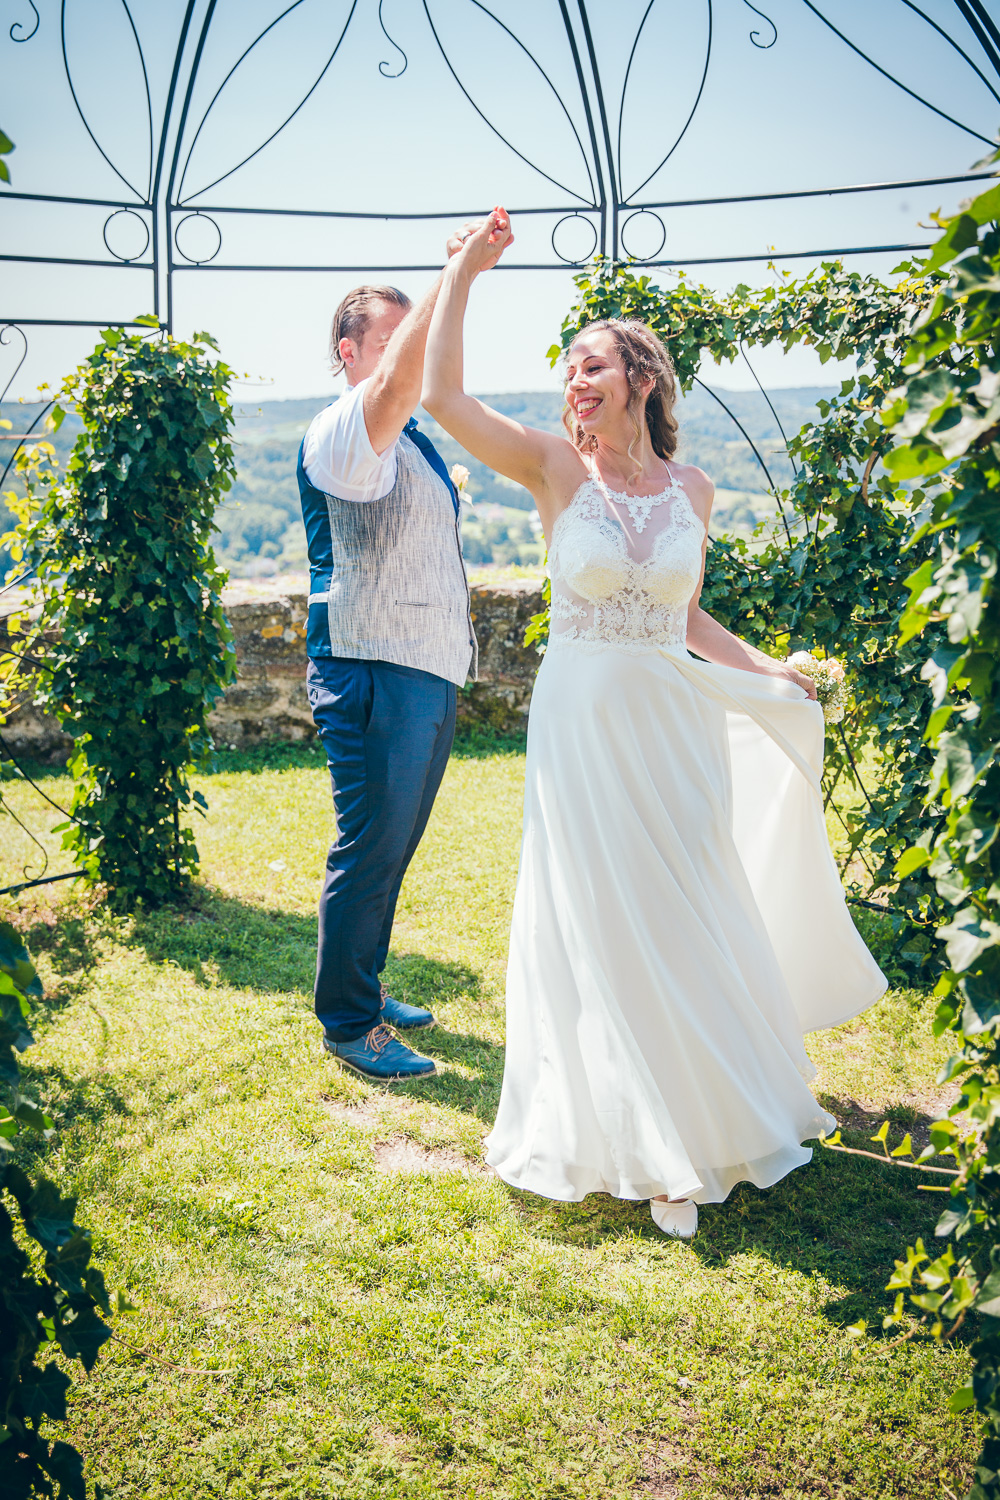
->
[323,1023,437,1081]
[380,983,435,1031]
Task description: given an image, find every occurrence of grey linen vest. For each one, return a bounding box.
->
[320,430,477,687]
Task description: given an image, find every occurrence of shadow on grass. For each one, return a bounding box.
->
[125,893,487,1011]
[197,724,526,781]
[127,886,318,994]
[0,725,527,807]
[202,740,326,777]
[14,1056,133,1169]
[509,1097,949,1329]
[22,909,99,1005]
[451,723,527,760]
[378,953,505,1118]
[122,894,505,1113]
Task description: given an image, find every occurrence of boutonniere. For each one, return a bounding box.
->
[450,463,472,503]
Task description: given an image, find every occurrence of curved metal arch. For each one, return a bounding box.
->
[740,340,798,478]
[572,0,620,251]
[175,0,359,206]
[616,0,657,199]
[799,0,996,147]
[421,0,598,209]
[1,0,999,333]
[554,0,608,252]
[898,0,1000,107]
[954,0,1000,79]
[121,0,155,203]
[378,0,408,78]
[60,0,150,203]
[619,0,713,206]
[691,375,793,545]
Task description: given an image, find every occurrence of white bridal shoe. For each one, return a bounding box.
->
[650,1197,698,1238]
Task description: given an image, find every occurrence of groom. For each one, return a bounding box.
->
[298,221,507,1082]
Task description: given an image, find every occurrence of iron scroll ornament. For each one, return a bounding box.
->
[743,1,777,48]
[378,0,408,79]
[0,323,28,406]
[9,0,38,41]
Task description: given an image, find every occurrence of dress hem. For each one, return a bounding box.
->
[801,976,888,1035]
[483,1134,831,1208]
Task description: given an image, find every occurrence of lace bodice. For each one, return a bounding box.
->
[548,469,705,653]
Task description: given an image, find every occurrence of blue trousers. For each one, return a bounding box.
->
[306,656,456,1042]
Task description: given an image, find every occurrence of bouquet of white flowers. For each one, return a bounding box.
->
[784,650,849,723]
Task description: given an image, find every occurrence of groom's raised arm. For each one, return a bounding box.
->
[362,276,445,456]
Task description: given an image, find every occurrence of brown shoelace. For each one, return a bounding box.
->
[364,1023,394,1055]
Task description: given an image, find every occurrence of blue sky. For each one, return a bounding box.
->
[2,0,998,402]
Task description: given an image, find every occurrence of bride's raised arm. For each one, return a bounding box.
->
[422,208,582,533]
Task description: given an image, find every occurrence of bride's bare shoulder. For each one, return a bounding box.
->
[541,436,592,498]
[671,461,714,524]
[534,437,592,535]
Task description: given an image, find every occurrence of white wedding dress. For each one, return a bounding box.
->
[484,469,886,1206]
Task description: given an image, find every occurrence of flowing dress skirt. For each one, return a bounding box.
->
[484,643,887,1205]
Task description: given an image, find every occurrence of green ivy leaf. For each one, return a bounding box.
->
[0,920,43,999]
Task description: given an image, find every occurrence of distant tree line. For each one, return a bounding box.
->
[1,383,830,578]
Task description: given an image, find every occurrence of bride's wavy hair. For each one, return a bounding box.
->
[562,318,679,485]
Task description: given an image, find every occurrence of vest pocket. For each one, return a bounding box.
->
[394,600,453,613]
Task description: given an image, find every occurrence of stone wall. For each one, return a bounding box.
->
[0,578,545,761]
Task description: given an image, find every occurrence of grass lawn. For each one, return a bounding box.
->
[0,736,975,1499]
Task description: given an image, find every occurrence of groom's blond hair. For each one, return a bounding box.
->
[329,284,411,375]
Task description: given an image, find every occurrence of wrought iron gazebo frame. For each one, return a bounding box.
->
[1,0,999,898]
[1,0,999,347]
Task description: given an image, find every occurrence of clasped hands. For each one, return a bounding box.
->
[446,206,514,272]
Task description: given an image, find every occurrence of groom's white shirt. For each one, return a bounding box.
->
[302,379,399,503]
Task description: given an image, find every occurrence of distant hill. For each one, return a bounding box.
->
[2,383,833,576]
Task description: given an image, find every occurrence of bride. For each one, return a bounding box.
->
[423,208,886,1237]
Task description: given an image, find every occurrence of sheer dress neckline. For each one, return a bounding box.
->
[547,471,706,655]
[586,461,686,535]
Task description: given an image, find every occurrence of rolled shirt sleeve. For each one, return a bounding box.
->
[301,378,398,502]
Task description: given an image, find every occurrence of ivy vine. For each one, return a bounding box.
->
[0,129,14,185]
[862,164,1000,1500]
[1,920,115,1498]
[3,321,237,908]
[546,166,1000,1491]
